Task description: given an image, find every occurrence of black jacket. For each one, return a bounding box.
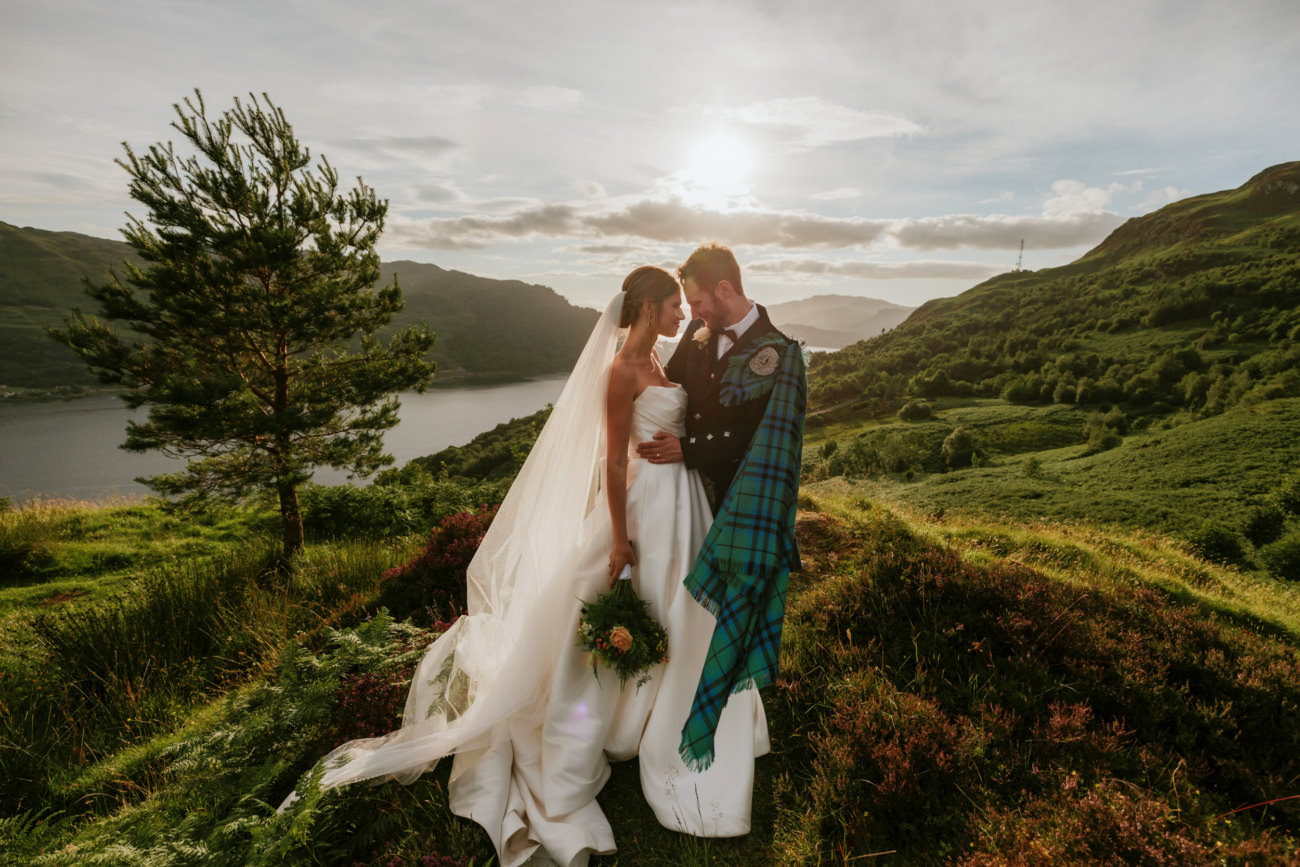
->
[664,305,793,507]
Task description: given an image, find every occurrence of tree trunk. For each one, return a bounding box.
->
[274,333,302,559]
[279,479,304,560]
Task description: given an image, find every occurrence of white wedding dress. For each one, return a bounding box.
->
[447,384,770,865]
[279,295,768,867]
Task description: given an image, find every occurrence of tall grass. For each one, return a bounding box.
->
[0,533,416,816]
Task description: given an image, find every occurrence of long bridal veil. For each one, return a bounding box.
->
[279,293,625,810]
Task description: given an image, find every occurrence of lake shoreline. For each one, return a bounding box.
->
[0,376,568,503]
[0,368,574,405]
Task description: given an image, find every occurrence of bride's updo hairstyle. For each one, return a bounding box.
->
[619,266,679,328]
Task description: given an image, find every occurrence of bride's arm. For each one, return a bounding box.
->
[605,360,637,583]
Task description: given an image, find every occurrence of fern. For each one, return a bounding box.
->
[0,807,63,861]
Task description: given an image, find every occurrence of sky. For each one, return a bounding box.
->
[2,0,1298,311]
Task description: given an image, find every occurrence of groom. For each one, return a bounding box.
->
[638,242,806,770]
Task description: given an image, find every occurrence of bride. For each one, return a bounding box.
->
[279,266,768,866]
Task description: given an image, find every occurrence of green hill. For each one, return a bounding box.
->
[805,162,1300,566]
[0,222,141,390]
[811,160,1300,415]
[383,260,597,380]
[0,222,598,392]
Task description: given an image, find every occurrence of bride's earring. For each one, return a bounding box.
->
[647,314,655,329]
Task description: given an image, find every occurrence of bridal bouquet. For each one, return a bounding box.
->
[577,565,668,690]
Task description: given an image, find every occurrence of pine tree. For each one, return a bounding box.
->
[53,91,436,558]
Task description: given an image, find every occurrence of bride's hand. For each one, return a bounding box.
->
[608,541,636,585]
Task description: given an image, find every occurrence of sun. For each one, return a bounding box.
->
[676,130,756,210]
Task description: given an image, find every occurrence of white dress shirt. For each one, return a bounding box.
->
[716,301,758,360]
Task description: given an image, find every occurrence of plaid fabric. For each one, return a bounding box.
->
[679,339,806,771]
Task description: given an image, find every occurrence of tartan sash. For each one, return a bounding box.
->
[679,339,806,770]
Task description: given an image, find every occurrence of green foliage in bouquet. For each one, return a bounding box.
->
[576,576,668,691]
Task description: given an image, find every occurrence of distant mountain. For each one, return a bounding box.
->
[811,161,1300,415]
[0,222,142,389]
[381,261,597,380]
[767,294,915,349]
[0,222,598,391]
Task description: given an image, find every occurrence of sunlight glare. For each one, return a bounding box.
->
[677,130,756,210]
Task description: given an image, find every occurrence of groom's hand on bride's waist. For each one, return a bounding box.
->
[637,431,683,464]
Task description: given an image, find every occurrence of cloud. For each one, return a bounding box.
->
[413,180,466,203]
[385,189,1123,255]
[748,258,1004,281]
[1135,185,1192,212]
[330,135,460,174]
[1114,167,1168,177]
[585,199,891,247]
[565,244,644,256]
[811,187,862,201]
[391,197,891,249]
[889,211,1125,251]
[387,204,580,250]
[725,97,922,150]
[1042,179,1126,217]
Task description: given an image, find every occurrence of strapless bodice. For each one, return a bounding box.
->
[630,385,687,443]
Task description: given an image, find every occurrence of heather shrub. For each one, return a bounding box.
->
[776,506,1300,863]
[955,779,1288,866]
[808,672,995,853]
[371,505,497,624]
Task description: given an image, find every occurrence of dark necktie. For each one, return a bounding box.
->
[721,328,739,343]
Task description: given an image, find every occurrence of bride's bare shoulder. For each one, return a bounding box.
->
[607,356,638,389]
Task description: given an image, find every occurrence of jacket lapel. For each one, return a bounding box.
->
[705,306,774,399]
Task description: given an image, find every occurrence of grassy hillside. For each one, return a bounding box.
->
[0,223,140,390]
[0,223,598,393]
[804,163,1300,569]
[804,397,1300,551]
[384,260,597,380]
[3,493,1299,863]
[810,162,1300,419]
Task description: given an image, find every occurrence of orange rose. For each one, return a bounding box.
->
[608,626,633,652]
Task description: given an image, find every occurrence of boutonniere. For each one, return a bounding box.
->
[691,324,712,347]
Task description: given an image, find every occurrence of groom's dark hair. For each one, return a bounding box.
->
[678,242,744,297]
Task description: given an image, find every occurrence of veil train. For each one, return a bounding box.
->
[278,293,625,810]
